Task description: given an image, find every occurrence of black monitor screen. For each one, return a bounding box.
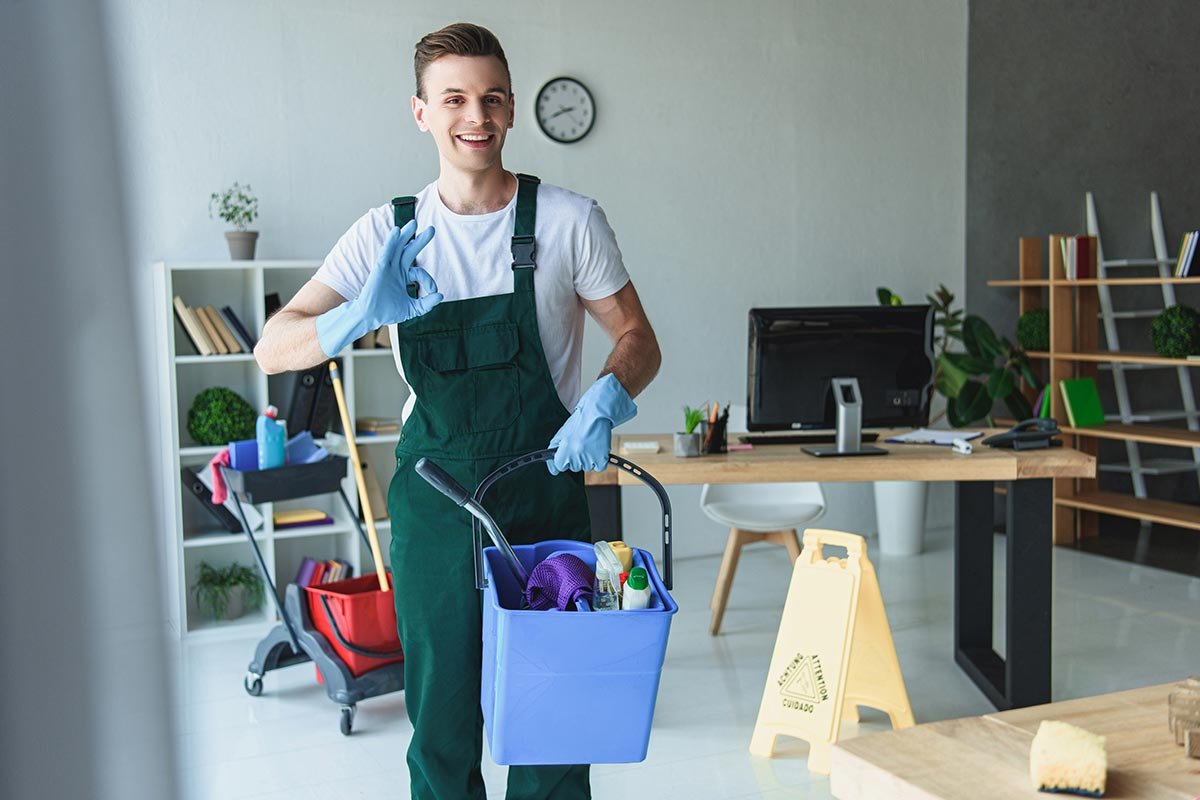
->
[747,305,935,431]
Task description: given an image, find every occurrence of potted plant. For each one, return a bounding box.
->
[187,386,257,446]
[193,561,264,621]
[209,182,260,260]
[674,406,704,457]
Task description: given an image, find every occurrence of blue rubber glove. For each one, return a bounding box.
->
[315,220,441,357]
[548,374,638,475]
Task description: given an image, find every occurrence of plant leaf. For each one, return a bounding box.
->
[953,380,993,427]
[1004,390,1034,421]
[936,353,971,397]
[1018,360,1041,390]
[987,368,1015,399]
[876,287,897,306]
[944,352,992,374]
[963,315,1003,360]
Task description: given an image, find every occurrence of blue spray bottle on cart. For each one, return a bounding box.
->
[256,404,286,469]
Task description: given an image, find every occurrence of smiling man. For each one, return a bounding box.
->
[253,21,660,800]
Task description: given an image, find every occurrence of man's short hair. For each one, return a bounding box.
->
[414,22,511,101]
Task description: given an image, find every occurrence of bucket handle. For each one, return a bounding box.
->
[471,449,673,591]
[316,594,405,659]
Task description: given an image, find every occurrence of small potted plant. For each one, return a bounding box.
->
[194,561,264,621]
[674,406,704,458]
[209,181,260,260]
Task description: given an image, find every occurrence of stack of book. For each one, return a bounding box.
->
[356,417,401,436]
[354,326,393,349]
[1175,232,1199,277]
[273,508,334,529]
[1057,235,1093,279]
[173,295,258,356]
[295,557,354,587]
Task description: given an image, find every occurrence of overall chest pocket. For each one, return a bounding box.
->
[415,323,521,435]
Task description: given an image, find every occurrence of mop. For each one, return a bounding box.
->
[415,458,594,610]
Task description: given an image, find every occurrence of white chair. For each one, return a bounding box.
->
[701,405,827,635]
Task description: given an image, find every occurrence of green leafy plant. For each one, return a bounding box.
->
[1150,305,1200,359]
[876,287,904,306]
[187,386,256,446]
[193,561,263,620]
[878,284,1037,426]
[939,315,1040,427]
[209,182,259,231]
[1016,309,1050,352]
[682,405,704,435]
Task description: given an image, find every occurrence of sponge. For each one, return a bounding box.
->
[1030,720,1107,796]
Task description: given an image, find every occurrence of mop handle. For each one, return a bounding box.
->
[328,361,389,592]
[472,450,674,590]
[414,458,530,589]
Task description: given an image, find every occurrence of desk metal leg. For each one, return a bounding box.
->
[954,478,1052,710]
[586,484,623,542]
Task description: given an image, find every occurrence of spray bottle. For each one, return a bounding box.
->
[256,404,285,469]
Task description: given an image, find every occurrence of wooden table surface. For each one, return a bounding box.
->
[830,682,1200,799]
[584,431,1095,486]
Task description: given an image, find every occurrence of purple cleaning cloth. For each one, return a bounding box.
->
[524,554,595,611]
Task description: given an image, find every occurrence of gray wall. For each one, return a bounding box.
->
[966,0,1200,505]
[107,0,969,560]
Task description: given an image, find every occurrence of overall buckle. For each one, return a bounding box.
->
[511,235,536,269]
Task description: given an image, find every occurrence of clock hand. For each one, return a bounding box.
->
[548,105,576,120]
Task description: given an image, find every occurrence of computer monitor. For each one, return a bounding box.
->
[746,305,935,454]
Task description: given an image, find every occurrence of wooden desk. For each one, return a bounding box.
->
[830,682,1200,799]
[583,431,1095,710]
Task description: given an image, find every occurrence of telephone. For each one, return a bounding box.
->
[981,418,1062,450]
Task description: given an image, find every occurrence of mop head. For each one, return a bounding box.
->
[1030,720,1107,796]
[525,554,594,611]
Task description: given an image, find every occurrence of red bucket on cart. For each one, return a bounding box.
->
[306,573,403,679]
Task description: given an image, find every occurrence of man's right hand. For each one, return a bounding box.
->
[315,220,442,357]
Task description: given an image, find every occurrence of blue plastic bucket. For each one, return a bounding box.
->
[481,538,677,765]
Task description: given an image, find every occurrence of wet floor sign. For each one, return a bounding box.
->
[749,529,914,774]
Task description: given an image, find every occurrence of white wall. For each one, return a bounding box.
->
[106,0,968,560]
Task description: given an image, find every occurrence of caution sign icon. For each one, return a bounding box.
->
[779,654,828,711]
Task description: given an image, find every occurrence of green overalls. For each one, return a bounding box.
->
[386,174,593,800]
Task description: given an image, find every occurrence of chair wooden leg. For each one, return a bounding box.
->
[782,529,802,562]
[710,527,748,635]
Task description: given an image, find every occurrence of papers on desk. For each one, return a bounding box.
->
[885,428,983,446]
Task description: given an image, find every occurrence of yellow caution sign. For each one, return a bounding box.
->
[749,529,914,774]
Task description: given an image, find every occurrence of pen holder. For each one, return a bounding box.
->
[701,418,727,455]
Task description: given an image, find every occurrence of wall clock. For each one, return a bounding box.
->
[535,77,595,144]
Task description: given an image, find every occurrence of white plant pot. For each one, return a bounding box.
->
[873,480,929,556]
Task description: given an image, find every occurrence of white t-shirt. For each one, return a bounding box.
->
[313,177,630,421]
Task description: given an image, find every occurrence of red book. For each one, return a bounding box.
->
[1075,236,1092,279]
[310,562,326,586]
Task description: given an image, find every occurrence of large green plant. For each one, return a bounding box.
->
[878,285,1038,427]
[187,386,256,446]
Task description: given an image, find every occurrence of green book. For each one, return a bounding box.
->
[1059,378,1105,427]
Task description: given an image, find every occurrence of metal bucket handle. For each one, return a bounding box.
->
[471,449,673,591]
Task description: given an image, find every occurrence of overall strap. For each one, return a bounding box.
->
[391,196,417,297]
[511,174,539,292]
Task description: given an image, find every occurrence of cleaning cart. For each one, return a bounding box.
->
[223,458,405,735]
[417,449,678,765]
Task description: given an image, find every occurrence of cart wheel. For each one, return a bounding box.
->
[339,705,355,736]
[244,673,263,697]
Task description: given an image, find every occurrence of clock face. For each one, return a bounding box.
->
[535,77,595,144]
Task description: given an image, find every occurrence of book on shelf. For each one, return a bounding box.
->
[1056,235,1091,280]
[356,417,401,434]
[265,292,282,321]
[273,508,334,529]
[173,295,215,355]
[220,306,258,350]
[194,306,229,354]
[1059,378,1106,428]
[1175,231,1199,277]
[204,304,242,353]
[376,325,392,348]
[295,556,319,587]
[359,459,390,521]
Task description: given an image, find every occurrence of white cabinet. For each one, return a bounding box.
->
[152,261,406,639]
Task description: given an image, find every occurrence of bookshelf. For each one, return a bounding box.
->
[153,261,407,640]
[987,236,1200,544]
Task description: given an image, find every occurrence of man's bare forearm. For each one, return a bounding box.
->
[254,310,334,374]
[598,329,660,398]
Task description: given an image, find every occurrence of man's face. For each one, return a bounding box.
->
[413,55,514,174]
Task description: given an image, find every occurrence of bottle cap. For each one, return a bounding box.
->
[264,404,278,419]
[626,567,648,591]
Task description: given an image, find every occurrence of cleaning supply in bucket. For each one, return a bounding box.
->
[608,541,633,573]
[256,405,285,469]
[525,553,594,611]
[623,566,652,610]
[593,541,624,611]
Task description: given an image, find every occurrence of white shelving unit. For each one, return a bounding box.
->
[153,260,408,640]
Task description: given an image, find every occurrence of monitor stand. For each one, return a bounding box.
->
[802,377,888,458]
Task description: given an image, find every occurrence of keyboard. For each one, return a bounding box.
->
[737,431,880,446]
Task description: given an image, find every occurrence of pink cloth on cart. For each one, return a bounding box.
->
[208,447,231,504]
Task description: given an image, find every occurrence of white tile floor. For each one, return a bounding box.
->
[170,527,1200,799]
